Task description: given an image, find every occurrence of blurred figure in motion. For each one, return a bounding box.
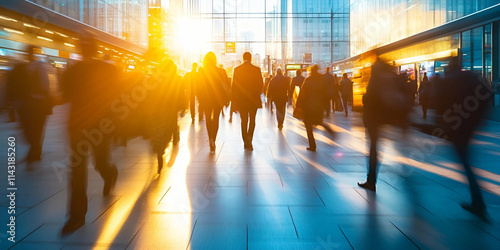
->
[149,59,185,171]
[231,52,263,151]
[430,73,442,109]
[60,31,119,235]
[267,68,288,130]
[228,76,236,123]
[6,45,52,164]
[199,52,230,153]
[264,74,273,113]
[112,64,144,147]
[408,74,418,105]
[289,69,305,108]
[340,73,353,117]
[358,56,413,191]
[323,67,335,117]
[418,72,431,119]
[296,65,334,152]
[183,62,200,123]
[432,58,492,217]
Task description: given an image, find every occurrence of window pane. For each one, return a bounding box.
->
[461,31,471,71]
[472,27,483,75]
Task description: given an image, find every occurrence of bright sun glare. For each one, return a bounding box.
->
[174,17,207,53]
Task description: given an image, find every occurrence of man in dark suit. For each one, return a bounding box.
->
[60,31,119,234]
[323,67,335,117]
[231,52,263,151]
[267,68,288,130]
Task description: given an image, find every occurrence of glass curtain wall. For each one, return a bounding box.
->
[28,0,149,47]
[350,0,500,57]
[460,24,495,81]
[170,0,349,71]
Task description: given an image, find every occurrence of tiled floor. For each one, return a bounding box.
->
[1,104,500,249]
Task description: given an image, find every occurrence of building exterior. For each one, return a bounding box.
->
[167,0,349,72]
[0,1,149,109]
[336,0,500,107]
[27,0,149,48]
[149,0,168,52]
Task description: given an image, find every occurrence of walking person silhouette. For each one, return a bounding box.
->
[198,52,230,153]
[231,52,263,151]
[296,65,335,151]
[60,31,119,235]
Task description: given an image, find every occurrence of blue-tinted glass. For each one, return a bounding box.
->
[484,24,492,81]
[462,30,471,71]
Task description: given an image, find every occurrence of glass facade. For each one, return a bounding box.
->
[350,0,500,57]
[168,0,349,71]
[28,0,149,47]
[460,23,496,82]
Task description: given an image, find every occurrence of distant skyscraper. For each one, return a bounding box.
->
[27,0,149,48]
[166,0,350,70]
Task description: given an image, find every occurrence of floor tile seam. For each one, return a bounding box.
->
[7,223,44,249]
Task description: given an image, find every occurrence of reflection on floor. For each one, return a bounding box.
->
[1,104,499,249]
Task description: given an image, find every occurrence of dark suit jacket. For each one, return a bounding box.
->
[199,66,230,111]
[268,74,289,104]
[289,75,305,96]
[7,61,52,115]
[62,59,120,136]
[340,78,353,100]
[323,72,335,97]
[296,73,328,125]
[231,61,263,111]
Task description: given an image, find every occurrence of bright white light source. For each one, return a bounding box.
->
[37,36,53,42]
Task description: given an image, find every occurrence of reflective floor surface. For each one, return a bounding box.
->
[1,104,500,249]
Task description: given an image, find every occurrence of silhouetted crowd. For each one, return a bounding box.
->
[3,33,495,235]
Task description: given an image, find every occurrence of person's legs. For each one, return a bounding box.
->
[454,139,485,213]
[246,109,257,149]
[94,135,117,196]
[367,126,379,184]
[171,115,180,144]
[275,101,285,129]
[211,108,222,141]
[240,110,249,146]
[358,124,378,191]
[422,103,428,119]
[324,98,331,117]
[342,97,349,116]
[63,135,89,234]
[198,100,204,120]
[190,96,196,122]
[27,112,47,161]
[320,122,334,135]
[304,121,316,151]
[205,109,215,145]
[229,104,234,122]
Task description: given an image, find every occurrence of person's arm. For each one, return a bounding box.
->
[256,68,264,97]
[296,79,309,109]
[231,68,237,103]
[220,69,230,105]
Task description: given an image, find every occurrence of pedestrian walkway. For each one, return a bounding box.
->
[1,104,500,249]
